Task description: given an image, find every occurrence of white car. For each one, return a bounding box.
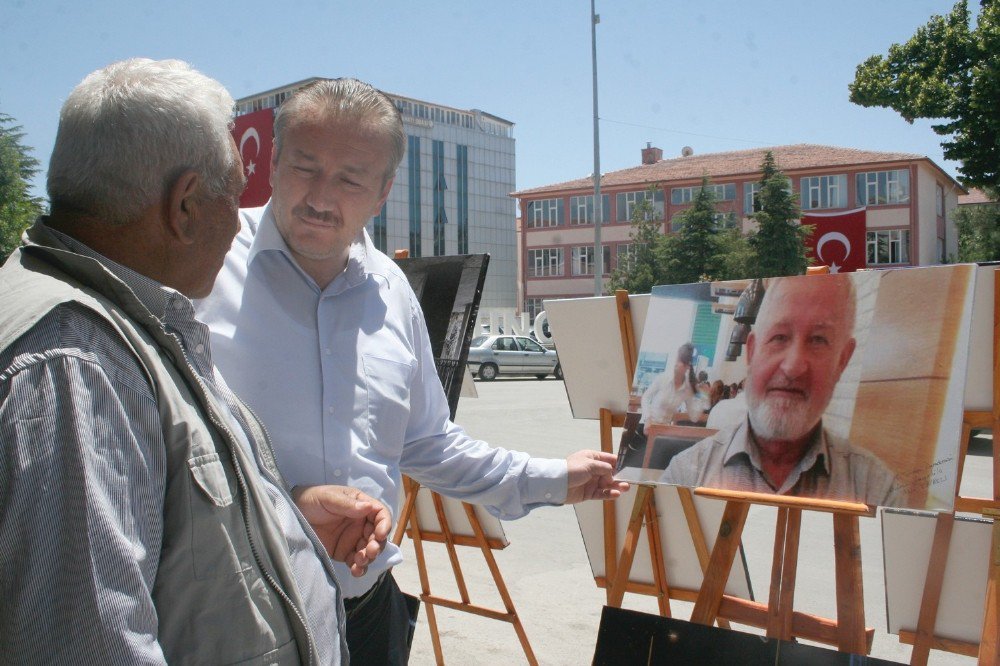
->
[466,334,562,381]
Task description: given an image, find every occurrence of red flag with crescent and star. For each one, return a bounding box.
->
[232,108,274,208]
[802,207,867,273]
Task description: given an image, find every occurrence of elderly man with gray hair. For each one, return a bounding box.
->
[0,59,391,664]
[661,274,903,506]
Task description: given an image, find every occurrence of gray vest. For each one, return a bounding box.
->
[0,226,335,665]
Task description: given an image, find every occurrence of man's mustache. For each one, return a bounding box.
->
[294,204,334,224]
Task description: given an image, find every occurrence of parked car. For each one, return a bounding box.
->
[466,334,562,381]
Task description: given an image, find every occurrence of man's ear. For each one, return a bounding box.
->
[745,330,756,365]
[375,176,395,211]
[269,140,279,189]
[837,337,857,376]
[165,169,201,244]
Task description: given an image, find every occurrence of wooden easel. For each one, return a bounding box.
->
[902,267,1000,665]
[602,287,876,653]
[595,292,731,623]
[392,479,537,665]
[389,248,536,665]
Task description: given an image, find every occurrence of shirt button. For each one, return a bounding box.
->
[173,300,184,310]
[324,348,332,355]
[194,343,205,354]
[333,469,342,478]
[544,492,552,500]
[327,406,335,414]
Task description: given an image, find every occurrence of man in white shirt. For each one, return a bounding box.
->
[198,77,628,663]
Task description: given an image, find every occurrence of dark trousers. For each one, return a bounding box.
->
[344,572,419,665]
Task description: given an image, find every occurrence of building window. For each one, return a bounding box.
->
[801,174,847,210]
[526,198,564,228]
[527,248,564,277]
[713,212,737,229]
[569,194,610,225]
[407,135,422,257]
[744,182,761,215]
[671,183,735,205]
[616,189,664,222]
[866,229,910,265]
[524,298,545,321]
[456,145,469,254]
[571,245,612,276]
[432,140,447,256]
[616,243,636,271]
[856,169,910,206]
[670,211,737,232]
[371,203,387,253]
[936,183,945,217]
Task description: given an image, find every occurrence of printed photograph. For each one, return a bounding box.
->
[615,264,975,510]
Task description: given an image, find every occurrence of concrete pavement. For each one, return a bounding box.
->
[393,378,984,665]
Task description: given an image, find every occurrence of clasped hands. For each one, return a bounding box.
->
[292,485,391,577]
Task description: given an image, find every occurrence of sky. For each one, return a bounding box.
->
[1,0,973,201]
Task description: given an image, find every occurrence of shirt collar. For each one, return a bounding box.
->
[722,417,832,477]
[247,198,391,292]
[45,222,187,323]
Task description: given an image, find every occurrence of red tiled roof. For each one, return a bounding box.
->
[513,143,940,197]
[959,187,994,205]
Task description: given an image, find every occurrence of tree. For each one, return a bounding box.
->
[747,152,811,278]
[715,227,755,281]
[955,190,1000,261]
[608,188,665,294]
[849,0,1000,191]
[660,176,723,284]
[0,113,43,262]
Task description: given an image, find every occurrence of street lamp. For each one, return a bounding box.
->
[591,0,603,297]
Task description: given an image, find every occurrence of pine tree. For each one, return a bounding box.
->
[747,152,811,277]
[608,189,665,294]
[661,176,723,284]
[0,113,43,263]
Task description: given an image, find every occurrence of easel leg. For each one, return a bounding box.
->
[909,512,955,666]
[407,500,446,664]
[677,488,731,630]
[833,513,867,654]
[978,515,1000,665]
[608,485,653,608]
[691,500,750,626]
[766,507,801,641]
[643,496,672,618]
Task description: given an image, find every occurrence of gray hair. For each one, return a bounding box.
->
[273,78,405,184]
[47,58,236,226]
[757,273,857,338]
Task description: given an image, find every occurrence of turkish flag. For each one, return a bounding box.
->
[232,108,274,208]
[803,207,867,273]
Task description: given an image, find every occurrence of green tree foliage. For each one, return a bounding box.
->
[747,152,811,278]
[608,189,664,294]
[715,227,755,281]
[955,190,1000,261]
[660,176,723,284]
[0,113,43,263]
[849,0,1000,191]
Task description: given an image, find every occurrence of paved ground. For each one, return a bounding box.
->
[393,378,987,665]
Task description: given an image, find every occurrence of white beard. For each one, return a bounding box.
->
[747,393,817,442]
